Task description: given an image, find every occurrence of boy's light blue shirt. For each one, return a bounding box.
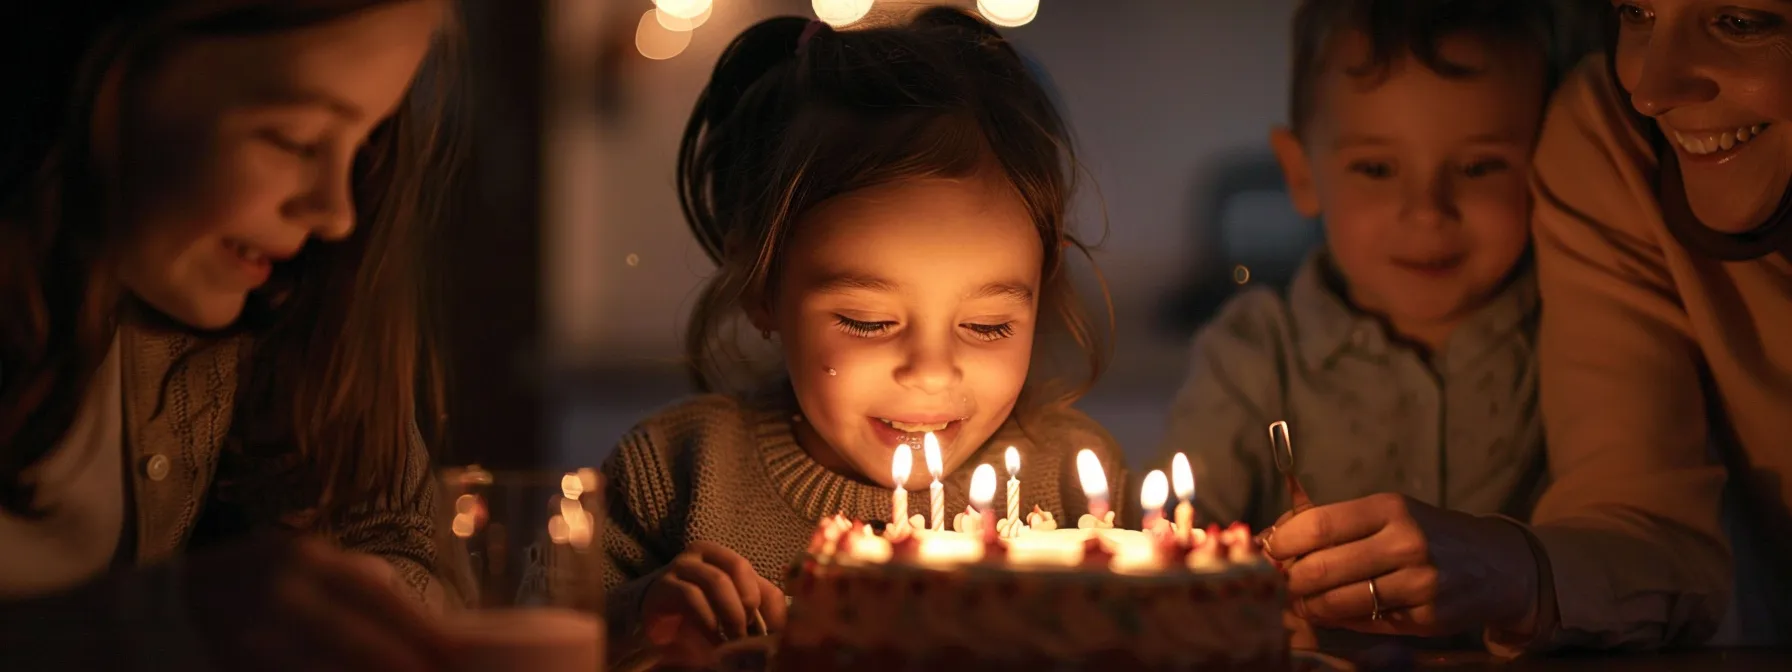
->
[1160,249,1546,530]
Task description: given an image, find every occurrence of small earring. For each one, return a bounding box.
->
[761,329,771,341]
[826,367,837,376]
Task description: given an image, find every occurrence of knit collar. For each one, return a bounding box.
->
[748,391,1011,527]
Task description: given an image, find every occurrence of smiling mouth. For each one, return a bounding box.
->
[225,239,269,264]
[1392,255,1465,272]
[1671,123,1770,157]
[876,418,961,433]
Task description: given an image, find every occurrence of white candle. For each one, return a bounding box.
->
[1141,469,1168,531]
[924,432,945,532]
[891,446,912,531]
[970,464,998,543]
[1004,446,1021,536]
[1075,449,1109,521]
[1172,452,1195,538]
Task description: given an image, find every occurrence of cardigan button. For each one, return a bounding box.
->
[143,454,171,482]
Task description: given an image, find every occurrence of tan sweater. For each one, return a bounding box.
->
[1503,55,1792,652]
[598,389,1128,638]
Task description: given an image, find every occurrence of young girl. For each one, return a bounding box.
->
[600,7,1127,664]
[1,1,459,669]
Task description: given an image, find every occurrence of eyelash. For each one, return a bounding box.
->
[831,315,1017,341]
[1612,2,1784,38]
[1346,160,1508,179]
[1462,159,1509,178]
[260,130,324,159]
[1716,12,1782,37]
[1348,161,1394,179]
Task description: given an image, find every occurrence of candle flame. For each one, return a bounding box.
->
[1075,449,1108,498]
[892,445,912,487]
[923,431,943,479]
[1141,469,1168,510]
[1172,453,1194,499]
[1005,446,1020,476]
[561,473,584,499]
[970,464,997,510]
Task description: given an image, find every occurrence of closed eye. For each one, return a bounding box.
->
[963,322,1016,341]
[259,129,323,159]
[1347,160,1395,179]
[834,315,893,337]
[1714,11,1783,38]
[1461,158,1510,178]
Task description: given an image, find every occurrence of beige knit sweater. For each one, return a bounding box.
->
[598,388,1128,637]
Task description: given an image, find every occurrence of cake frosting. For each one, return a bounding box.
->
[777,513,1290,671]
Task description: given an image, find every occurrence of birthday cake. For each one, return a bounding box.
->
[776,512,1289,671]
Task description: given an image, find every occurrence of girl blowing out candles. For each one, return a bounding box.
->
[597,7,1127,667]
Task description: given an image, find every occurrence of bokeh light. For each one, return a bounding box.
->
[813,0,874,27]
[977,0,1038,28]
[636,10,693,60]
[655,2,711,31]
[653,0,711,21]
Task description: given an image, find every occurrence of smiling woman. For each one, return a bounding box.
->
[0,1,464,670]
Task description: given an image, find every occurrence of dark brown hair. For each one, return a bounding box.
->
[0,0,462,520]
[677,6,1109,404]
[1287,0,1562,137]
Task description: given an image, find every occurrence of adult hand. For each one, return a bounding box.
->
[1263,493,1541,638]
[184,535,451,672]
[637,541,787,666]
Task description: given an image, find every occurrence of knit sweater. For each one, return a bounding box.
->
[598,389,1128,637]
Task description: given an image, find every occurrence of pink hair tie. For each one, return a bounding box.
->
[797,19,825,54]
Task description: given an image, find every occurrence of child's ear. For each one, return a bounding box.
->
[743,290,776,336]
[1269,126,1321,219]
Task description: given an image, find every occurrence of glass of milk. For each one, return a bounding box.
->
[437,466,605,672]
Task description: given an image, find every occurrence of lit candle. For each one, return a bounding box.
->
[891,446,912,532]
[924,432,945,532]
[1140,469,1168,531]
[1075,449,1109,522]
[970,464,998,544]
[1172,452,1195,540]
[1004,446,1021,536]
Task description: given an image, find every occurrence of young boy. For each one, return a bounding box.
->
[1160,0,1559,541]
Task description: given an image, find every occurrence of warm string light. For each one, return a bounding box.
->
[655,2,712,31]
[653,0,711,20]
[977,0,1039,28]
[812,0,874,27]
[635,10,692,60]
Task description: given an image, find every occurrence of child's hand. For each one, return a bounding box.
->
[640,541,787,654]
[1283,607,1319,650]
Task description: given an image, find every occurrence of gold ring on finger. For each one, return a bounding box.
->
[1367,577,1384,621]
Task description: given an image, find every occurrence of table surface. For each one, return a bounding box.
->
[1362,648,1792,670]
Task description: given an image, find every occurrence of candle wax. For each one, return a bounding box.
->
[929,480,944,532]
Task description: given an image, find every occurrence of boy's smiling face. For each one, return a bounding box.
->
[757,170,1042,490]
[1271,31,1544,348]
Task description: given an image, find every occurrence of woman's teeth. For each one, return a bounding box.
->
[226,240,266,262]
[1674,123,1769,156]
[880,418,950,433]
